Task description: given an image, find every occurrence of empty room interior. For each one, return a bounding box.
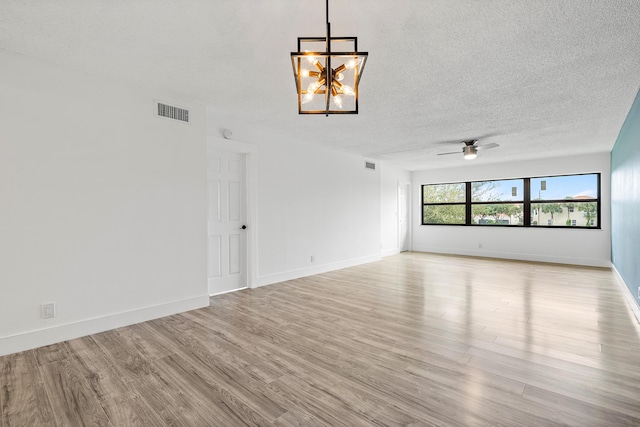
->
[2,1,640,426]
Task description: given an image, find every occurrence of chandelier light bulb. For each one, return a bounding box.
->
[345,58,358,69]
[301,70,321,79]
[304,50,316,64]
[302,92,315,104]
[342,84,355,96]
[335,72,344,81]
[307,81,321,93]
[307,76,326,95]
[331,85,344,108]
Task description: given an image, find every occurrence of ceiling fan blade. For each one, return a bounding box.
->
[433,139,466,146]
[437,151,461,156]
[477,143,500,150]
[375,139,464,156]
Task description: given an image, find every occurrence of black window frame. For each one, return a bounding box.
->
[421,182,467,225]
[421,173,601,229]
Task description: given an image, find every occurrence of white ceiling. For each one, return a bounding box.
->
[2,1,640,170]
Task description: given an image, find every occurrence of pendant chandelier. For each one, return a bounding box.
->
[290,0,368,115]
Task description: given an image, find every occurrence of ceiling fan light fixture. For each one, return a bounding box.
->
[290,0,368,116]
[436,138,499,159]
[463,145,478,160]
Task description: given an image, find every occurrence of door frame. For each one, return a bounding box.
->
[206,137,257,289]
[398,182,412,252]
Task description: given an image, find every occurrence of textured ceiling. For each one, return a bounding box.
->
[2,1,640,170]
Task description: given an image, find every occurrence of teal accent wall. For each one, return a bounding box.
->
[611,88,640,307]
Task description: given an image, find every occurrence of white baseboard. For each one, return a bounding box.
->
[612,265,640,324]
[380,248,401,258]
[210,287,248,297]
[0,295,210,357]
[411,246,611,268]
[256,253,381,288]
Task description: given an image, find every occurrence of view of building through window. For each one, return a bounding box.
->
[531,174,599,227]
[422,173,600,228]
[471,179,524,225]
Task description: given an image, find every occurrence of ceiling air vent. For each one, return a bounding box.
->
[156,102,189,123]
[365,161,376,170]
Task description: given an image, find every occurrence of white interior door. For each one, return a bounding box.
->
[208,150,247,295]
[399,184,410,252]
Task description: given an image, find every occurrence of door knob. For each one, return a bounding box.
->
[241,225,247,230]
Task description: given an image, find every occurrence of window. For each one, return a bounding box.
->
[471,179,524,226]
[422,183,466,225]
[531,174,599,228]
[422,173,600,228]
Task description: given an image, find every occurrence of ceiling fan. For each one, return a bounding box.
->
[437,139,499,160]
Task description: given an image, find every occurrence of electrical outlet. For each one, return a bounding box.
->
[310,255,315,263]
[42,302,56,319]
[478,243,483,249]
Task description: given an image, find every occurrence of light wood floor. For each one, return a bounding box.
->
[2,252,640,426]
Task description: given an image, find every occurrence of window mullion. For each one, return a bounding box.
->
[524,178,531,226]
[465,182,472,225]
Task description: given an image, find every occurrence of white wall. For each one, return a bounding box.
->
[206,114,382,286]
[380,163,412,256]
[0,51,209,356]
[412,152,611,267]
[255,136,382,285]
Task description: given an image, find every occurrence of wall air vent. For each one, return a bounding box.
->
[156,101,189,123]
[365,161,376,170]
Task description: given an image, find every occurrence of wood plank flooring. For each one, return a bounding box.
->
[2,252,640,426]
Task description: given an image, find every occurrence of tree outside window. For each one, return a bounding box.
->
[578,202,598,227]
[541,203,562,221]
